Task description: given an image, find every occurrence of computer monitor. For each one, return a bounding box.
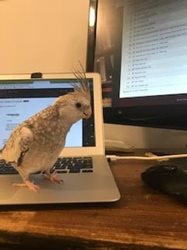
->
[87,0,187,153]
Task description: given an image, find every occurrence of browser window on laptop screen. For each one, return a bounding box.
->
[0,79,95,149]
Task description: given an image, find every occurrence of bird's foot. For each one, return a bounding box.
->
[13,180,40,192]
[44,172,63,184]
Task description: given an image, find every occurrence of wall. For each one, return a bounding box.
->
[0,0,89,74]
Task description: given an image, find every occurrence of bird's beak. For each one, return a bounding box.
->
[83,107,92,119]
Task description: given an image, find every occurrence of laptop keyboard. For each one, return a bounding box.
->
[0,157,93,175]
[0,161,17,175]
[52,157,93,174]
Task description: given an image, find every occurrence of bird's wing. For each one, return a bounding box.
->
[1,126,33,166]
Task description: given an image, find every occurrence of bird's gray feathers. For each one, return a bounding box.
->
[0,68,91,182]
[1,125,33,166]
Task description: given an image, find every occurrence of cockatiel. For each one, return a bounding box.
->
[0,71,91,192]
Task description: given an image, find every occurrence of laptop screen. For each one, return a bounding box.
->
[0,78,95,149]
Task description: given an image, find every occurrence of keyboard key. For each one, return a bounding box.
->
[82,169,93,173]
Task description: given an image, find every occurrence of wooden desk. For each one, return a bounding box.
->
[0,160,187,250]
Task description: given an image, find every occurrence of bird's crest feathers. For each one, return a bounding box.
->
[73,63,90,98]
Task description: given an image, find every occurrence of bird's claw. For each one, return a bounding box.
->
[13,180,40,192]
[44,172,63,184]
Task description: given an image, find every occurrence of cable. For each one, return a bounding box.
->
[106,153,187,162]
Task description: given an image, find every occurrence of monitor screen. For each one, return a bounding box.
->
[88,0,187,130]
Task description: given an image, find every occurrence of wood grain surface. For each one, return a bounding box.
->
[0,160,186,250]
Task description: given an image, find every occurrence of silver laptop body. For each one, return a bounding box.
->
[0,73,120,205]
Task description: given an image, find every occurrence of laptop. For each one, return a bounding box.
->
[0,72,120,205]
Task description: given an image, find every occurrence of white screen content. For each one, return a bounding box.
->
[120,0,187,98]
[0,81,82,149]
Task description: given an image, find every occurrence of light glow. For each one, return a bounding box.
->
[89,6,95,27]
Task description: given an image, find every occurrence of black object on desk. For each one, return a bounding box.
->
[141,164,187,203]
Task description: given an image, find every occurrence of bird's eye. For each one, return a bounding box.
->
[75,102,82,108]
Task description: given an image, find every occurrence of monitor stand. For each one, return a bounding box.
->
[104,124,187,154]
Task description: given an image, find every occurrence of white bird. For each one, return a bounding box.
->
[0,71,91,191]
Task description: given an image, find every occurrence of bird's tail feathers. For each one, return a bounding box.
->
[0,149,2,160]
[0,145,5,160]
